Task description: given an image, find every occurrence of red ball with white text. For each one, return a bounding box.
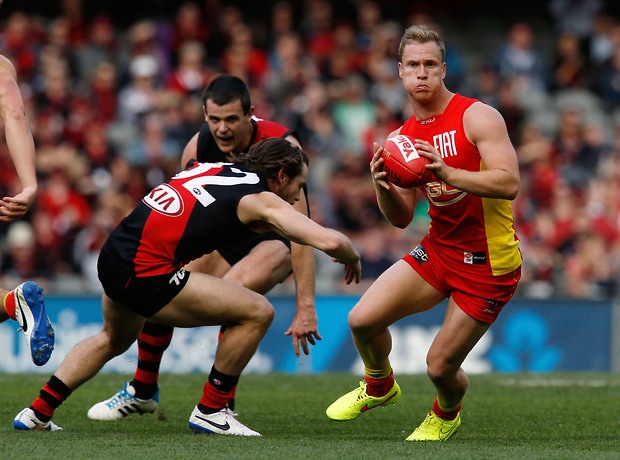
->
[381,135,434,188]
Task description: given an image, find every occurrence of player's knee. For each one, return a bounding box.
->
[102,331,135,358]
[227,242,291,291]
[426,363,448,384]
[252,297,275,331]
[426,354,458,383]
[347,308,376,338]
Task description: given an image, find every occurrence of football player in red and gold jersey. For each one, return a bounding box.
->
[326,24,522,442]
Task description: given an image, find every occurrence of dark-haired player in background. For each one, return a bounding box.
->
[88,74,318,420]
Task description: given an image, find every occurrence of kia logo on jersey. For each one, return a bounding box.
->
[143,184,184,216]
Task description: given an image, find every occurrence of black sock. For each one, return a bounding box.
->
[208,366,239,392]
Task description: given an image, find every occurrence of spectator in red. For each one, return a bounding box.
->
[323,20,366,81]
[517,213,558,299]
[551,32,588,92]
[29,207,65,276]
[165,40,216,97]
[62,95,93,148]
[361,99,401,162]
[58,0,88,48]
[584,174,619,247]
[80,121,118,171]
[0,12,38,82]
[516,122,560,212]
[564,228,617,298]
[87,61,119,125]
[170,2,209,53]
[72,189,133,293]
[36,168,92,267]
[302,0,335,73]
[220,22,269,86]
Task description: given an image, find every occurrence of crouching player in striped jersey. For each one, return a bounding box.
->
[14,138,360,436]
[87,74,319,421]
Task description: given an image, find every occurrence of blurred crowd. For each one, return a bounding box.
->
[1,0,620,300]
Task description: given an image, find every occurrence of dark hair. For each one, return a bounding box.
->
[201,75,251,114]
[234,138,309,181]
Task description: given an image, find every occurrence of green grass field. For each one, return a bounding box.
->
[0,372,619,459]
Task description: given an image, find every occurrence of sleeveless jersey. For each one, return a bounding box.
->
[401,93,521,276]
[194,114,309,220]
[100,161,268,277]
[195,116,299,162]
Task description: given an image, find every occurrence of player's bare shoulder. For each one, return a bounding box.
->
[285,133,302,149]
[0,54,17,79]
[463,101,509,143]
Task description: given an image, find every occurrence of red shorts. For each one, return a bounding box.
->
[402,236,521,324]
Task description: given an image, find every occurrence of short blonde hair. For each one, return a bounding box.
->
[398,25,446,62]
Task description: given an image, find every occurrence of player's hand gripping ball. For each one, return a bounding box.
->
[381,135,434,188]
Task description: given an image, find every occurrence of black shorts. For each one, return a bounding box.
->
[97,252,190,317]
[217,231,291,266]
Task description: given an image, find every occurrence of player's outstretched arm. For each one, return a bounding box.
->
[0,55,37,221]
[238,192,361,285]
[287,185,320,356]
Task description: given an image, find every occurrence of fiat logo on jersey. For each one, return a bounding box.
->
[392,135,419,162]
[143,184,184,216]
